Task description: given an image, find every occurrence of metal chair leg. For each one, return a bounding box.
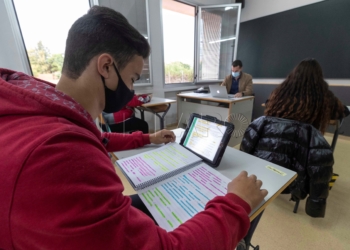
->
[293,199,300,213]
[244,211,264,250]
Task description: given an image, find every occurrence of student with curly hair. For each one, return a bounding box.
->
[264,58,347,133]
[241,58,347,217]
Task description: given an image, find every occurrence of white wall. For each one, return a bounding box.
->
[0,0,31,74]
[239,0,326,22]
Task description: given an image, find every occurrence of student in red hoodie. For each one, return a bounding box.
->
[0,6,267,250]
[103,94,152,133]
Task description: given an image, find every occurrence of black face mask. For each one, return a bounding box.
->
[101,63,135,113]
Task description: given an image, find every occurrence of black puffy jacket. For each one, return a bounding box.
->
[240,116,334,217]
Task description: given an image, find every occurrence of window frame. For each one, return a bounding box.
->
[162,0,197,86]
[7,0,32,75]
[162,1,242,86]
[196,4,242,84]
[136,0,153,87]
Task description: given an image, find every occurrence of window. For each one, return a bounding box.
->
[162,1,241,85]
[13,0,90,84]
[99,0,151,85]
[162,0,195,84]
[198,6,240,81]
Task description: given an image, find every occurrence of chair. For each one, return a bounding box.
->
[241,116,334,218]
[240,211,264,250]
[100,109,147,134]
[292,118,344,213]
[259,104,345,214]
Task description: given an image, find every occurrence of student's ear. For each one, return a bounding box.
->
[97,53,114,79]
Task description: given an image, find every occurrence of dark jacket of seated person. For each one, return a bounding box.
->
[240,116,333,218]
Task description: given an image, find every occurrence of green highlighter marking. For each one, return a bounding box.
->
[141,193,152,207]
[155,188,171,205]
[148,190,155,198]
[172,212,182,224]
[159,197,167,206]
[155,204,165,218]
[167,220,174,228]
[146,192,153,202]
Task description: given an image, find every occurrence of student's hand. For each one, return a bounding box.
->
[227,171,268,210]
[234,92,243,98]
[149,129,176,144]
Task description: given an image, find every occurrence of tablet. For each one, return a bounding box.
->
[179,113,234,168]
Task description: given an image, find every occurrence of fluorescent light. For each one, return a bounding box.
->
[209,37,236,44]
[225,7,234,11]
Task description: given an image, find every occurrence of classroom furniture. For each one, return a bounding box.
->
[292,116,347,214]
[113,128,297,250]
[136,97,176,130]
[256,107,342,215]
[177,93,254,147]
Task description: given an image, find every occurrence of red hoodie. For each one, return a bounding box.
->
[113,94,150,123]
[0,68,251,250]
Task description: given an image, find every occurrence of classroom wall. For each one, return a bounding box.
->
[239,0,325,22]
[236,0,350,136]
[237,0,350,79]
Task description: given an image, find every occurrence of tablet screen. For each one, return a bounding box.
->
[182,117,227,161]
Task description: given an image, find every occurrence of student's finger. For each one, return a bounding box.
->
[260,189,268,197]
[162,130,175,139]
[256,180,263,188]
[237,171,248,178]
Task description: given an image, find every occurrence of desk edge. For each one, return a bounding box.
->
[249,173,298,221]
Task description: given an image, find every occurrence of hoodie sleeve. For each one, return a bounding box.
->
[11,130,251,250]
[102,131,150,152]
[127,94,149,107]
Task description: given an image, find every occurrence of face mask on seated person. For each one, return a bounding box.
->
[101,63,135,113]
[232,71,240,78]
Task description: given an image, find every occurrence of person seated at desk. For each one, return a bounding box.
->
[0,6,268,250]
[221,60,254,97]
[103,94,151,133]
[240,58,346,218]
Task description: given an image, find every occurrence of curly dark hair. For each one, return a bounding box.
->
[265,58,344,133]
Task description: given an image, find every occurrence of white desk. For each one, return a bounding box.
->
[113,128,297,221]
[136,97,176,130]
[177,93,254,147]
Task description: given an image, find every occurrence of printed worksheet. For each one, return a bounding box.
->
[138,162,230,232]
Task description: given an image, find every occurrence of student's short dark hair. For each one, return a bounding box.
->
[62,6,150,79]
[232,60,243,68]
